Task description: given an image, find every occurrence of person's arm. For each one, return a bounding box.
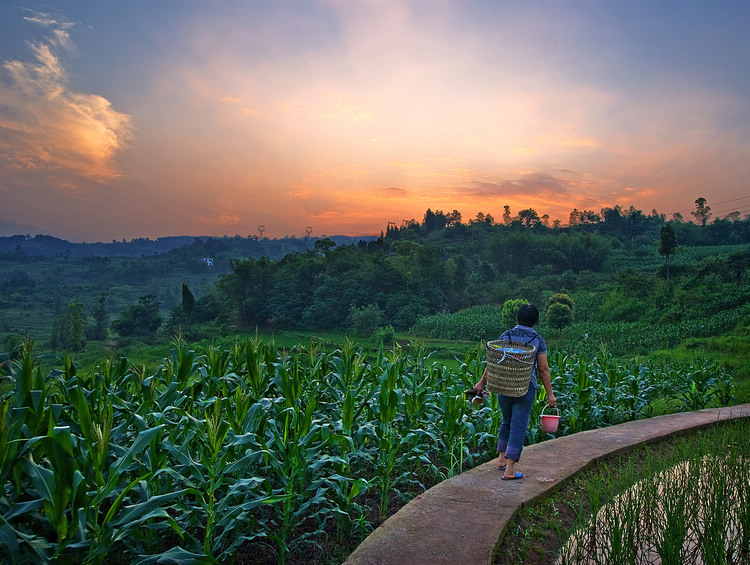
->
[474,368,487,394]
[536,353,556,406]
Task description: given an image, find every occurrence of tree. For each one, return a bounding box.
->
[0,271,36,292]
[182,283,196,315]
[501,298,528,327]
[445,210,462,227]
[546,293,574,332]
[518,208,540,227]
[502,206,512,225]
[651,209,667,223]
[166,284,197,336]
[692,197,711,225]
[469,211,494,225]
[433,210,448,230]
[314,238,336,254]
[2,333,26,361]
[112,294,163,337]
[601,205,624,230]
[218,257,276,327]
[569,208,581,226]
[470,212,487,224]
[579,210,601,224]
[422,208,448,232]
[89,293,109,340]
[423,209,437,232]
[51,302,87,351]
[373,324,395,345]
[548,292,574,309]
[659,223,677,280]
[728,249,749,286]
[726,211,741,222]
[347,304,383,337]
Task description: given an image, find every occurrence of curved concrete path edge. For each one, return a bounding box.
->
[344,403,750,565]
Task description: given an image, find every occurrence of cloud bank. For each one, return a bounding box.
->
[0,11,132,187]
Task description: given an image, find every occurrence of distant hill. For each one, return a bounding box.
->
[0,234,378,259]
[0,233,380,341]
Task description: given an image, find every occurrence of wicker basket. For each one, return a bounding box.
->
[485,339,537,397]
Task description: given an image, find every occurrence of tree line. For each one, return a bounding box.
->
[23,199,750,351]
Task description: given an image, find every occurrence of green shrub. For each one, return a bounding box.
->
[501,298,528,327]
[373,324,395,344]
[348,304,383,336]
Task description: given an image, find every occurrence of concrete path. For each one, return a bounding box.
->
[344,403,750,565]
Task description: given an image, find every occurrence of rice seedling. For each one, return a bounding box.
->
[557,420,750,565]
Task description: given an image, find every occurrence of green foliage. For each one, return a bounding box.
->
[111,294,163,338]
[0,339,495,563]
[501,298,528,327]
[551,304,750,363]
[0,337,739,564]
[373,325,395,345]
[547,303,574,332]
[347,304,383,337]
[181,283,196,315]
[0,270,36,292]
[0,328,746,564]
[2,333,25,361]
[659,222,677,259]
[218,256,276,327]
[50,302,87,352]
[692,196,712,225]
[88,293,109,341]
[558,420,750,564]
[3,209,749,345]
[547,292,574,310]
[548,350,736,435]
[547,293,574,332]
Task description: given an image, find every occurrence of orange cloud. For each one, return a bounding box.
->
[375,186,410,199]
[0,12,132,183]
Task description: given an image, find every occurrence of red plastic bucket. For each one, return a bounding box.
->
[540,405,559,433]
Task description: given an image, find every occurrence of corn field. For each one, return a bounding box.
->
[0,338,735,564]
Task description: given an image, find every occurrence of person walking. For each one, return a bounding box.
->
[474,304,556,480]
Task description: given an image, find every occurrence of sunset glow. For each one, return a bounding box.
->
[1,1,749,241]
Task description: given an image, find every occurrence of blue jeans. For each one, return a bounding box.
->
[496,385,536,462]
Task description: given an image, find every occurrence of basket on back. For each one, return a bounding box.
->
[485,339,537,397]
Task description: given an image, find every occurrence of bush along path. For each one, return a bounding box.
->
[0,337,738,564]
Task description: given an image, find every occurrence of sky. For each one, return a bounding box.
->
[1,1,749,242]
